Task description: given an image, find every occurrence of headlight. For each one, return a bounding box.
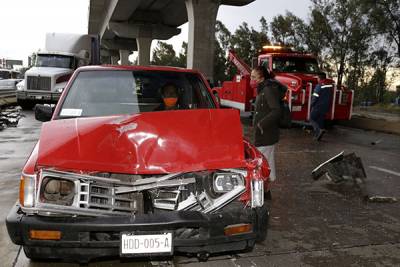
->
[16,81,24,91]
[19,174,36,208]
[213,173,244,193]
[41,178,75,205]
[251,179,264,208]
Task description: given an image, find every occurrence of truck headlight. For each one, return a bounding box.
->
[213,173,243,193]
[19,174,36,208]
[41,178,75,205]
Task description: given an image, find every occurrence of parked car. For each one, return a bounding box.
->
[6,65,270,263]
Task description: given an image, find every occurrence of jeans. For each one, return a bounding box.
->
[257,145,276,181]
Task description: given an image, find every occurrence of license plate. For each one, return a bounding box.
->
[292,105,302,112]
[35,95,43,99]
[120,232,173,256]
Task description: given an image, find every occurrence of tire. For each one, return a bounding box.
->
[17,100,35,110]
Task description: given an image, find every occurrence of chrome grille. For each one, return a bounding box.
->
[27,76,51,90]
[78,182,139,213]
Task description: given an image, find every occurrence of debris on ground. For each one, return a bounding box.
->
[312,151,366,183]
[371,139,382,145]
[0,106,23,130]
[312,151,397,203]
[366,196,398,203]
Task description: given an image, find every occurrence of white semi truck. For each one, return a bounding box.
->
[17,33,99,109]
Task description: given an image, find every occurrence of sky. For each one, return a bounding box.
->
[0,0,312,66]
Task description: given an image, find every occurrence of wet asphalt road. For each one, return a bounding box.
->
[1,111,399,267]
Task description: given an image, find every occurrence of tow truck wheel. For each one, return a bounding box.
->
[17,100,35,110]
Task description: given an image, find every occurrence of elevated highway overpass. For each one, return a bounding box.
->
[88,0,254,81]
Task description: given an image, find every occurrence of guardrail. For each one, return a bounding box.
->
[0,89,17,107]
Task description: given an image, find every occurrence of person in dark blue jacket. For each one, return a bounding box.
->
[310,73,333,141]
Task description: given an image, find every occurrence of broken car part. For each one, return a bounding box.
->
[20,169,247,217]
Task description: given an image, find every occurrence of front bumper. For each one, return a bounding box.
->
[7,201,268,262]
[17,91,61,101]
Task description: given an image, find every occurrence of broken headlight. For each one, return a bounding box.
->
[213,172,244,193]
[40,177,75,206]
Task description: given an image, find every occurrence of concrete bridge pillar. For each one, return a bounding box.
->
[136,37,152,66]
[185,0,220,82]
[119,50,130,65]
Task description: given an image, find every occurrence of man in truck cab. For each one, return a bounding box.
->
[155,82,180,111]
[310,73,333,141]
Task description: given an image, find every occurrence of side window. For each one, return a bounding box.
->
[186,75,215,109]
[261,58,270,70]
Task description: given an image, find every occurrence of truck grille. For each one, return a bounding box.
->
[27,76,51,90]
[78,182,141,213]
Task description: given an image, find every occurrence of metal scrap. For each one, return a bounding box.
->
[366,196,398,203]
[0,106,22,130]
[311,151,397,203]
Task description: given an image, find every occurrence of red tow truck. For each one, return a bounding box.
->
[213,46,354,123]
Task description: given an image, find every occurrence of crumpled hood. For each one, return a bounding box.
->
[37,109,245,174]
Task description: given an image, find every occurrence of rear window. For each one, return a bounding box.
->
[57,70,215,118]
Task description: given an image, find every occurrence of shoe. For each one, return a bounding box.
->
[316,129,326,141]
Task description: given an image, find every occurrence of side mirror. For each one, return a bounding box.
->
[34,104,54,122]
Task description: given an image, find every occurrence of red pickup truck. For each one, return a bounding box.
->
[7,65,270,263]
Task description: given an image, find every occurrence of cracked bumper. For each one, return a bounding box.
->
[6,202,268,262]
[17,91,61,101]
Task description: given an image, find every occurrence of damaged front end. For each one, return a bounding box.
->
[7,109,270,262]
[22,168,250,217]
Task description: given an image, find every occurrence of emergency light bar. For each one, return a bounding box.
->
[262,45,293,53]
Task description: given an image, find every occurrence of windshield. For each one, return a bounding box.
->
[0,71,11,79]
[58,70,215,118]
[35,54,75,69]
[272,56,320,74]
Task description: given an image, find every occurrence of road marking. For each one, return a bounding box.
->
[369,166,400,177]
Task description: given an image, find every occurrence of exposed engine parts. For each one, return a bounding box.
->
[23,169,247,217]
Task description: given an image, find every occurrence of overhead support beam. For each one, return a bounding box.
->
[101,38,138,51]
[98,0,119,39]
[185,0,220,81]
[108,22,181,40]
[108,22,181,66]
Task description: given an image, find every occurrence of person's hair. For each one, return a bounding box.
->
[253,66,274,79]
[161,82,178,96]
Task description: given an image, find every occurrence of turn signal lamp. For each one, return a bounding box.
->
[19,174,36,208]
[29,230,61,240]
[224,224,252,236]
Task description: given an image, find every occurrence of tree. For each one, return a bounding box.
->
[151,41,177,66]
[311,0,371,89]
[362,0,400,59]
[270,11,306,50]
[230,18,270,66]
[214,21,233,83]
[151,41,187,68]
